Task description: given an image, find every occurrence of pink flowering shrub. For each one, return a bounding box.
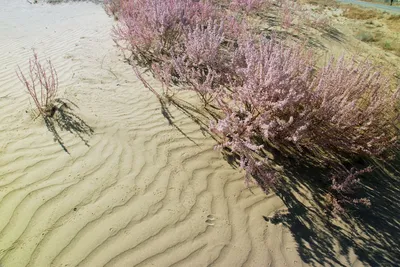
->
[213,39,313,150]
[113,0,188,56]
[113,0,219,57]
[185,19,225,65]
[308,57,399,158]
[112,0,245,98]
[211,39,315,186]
[170,19,239,102]
[108,0,400,209]
[212,37,400,191]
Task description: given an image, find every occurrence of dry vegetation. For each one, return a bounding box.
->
[342,5,383,20]
[303,0,400,59]
[300,0,339,8]
[341,5,400,56]
[362,0,400,6]
[386,13,400,31]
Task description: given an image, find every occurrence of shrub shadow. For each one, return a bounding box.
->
[44,99,94,154]
[265,154,400,267]
[158,95,220,144]
[321,26,346,43]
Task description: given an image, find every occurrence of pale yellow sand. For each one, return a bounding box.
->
[0,1,367,267]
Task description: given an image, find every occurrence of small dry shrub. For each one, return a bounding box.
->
[104,0,124,19]
[342,5,382,20]
[387,14,400,20]
[385,14,400,31]
[300,0,339,8]
[17,51,59,117]
[380,39,400,56]
[356,31,378,42]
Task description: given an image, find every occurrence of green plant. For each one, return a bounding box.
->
[383,40,392,50]
[356,31,376,42]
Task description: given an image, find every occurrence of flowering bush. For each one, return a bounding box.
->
[113,0,219,57]
[107,0,400,209]
[211,38,315,186]
[307,57,399,158]
[213,38,400,183]
[170,18,239,103]
[112,0,245,98]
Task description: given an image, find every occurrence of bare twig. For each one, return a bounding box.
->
[16,51,59,117]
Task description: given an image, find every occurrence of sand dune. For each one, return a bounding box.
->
[0,1,369,267]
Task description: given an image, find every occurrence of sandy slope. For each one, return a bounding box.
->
[0,1,365,267]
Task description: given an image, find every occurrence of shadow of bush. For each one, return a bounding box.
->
[266,154,400,266]
[44,99,94,154]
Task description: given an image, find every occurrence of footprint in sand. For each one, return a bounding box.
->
[205,214,216,226]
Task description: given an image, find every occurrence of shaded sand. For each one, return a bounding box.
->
[0,1,397,267]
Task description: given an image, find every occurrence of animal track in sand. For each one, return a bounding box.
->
[205,214,215,226]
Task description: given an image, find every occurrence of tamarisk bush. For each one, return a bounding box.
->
[213,37,400,173]
[211,39,315,186]
[309,57,399,158]
[212,37,400,197]
[112,0,219,60]
[107,0,400,209]
[112,0,245,98]
[170,18,239,103]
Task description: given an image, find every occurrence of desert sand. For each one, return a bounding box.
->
[0,1,398,267]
